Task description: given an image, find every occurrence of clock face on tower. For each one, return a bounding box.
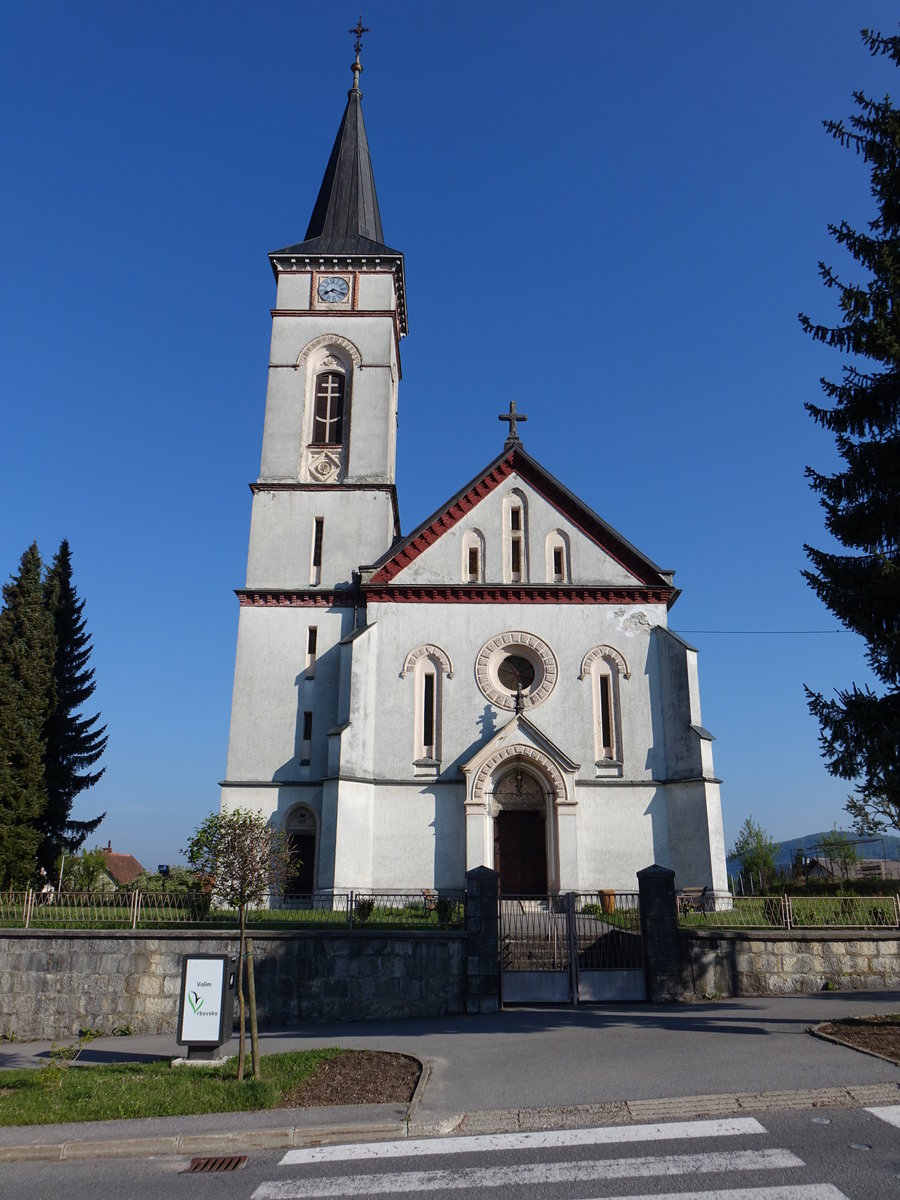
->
[317,276,350,303]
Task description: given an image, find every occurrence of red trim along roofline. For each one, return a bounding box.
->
[368,449,667,587]
[370,457,515,583]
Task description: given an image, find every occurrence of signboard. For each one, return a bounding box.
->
[176,955,232,1047]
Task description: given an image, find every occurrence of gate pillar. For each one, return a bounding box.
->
[637,864,685,1002]
[466,865,500,1014]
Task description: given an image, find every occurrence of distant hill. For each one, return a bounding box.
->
[727,830,900,876]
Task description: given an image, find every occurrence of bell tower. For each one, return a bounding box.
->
[222,32,406,847]
[246,30,406,591]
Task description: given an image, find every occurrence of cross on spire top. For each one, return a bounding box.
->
[348,17,370,90]
[499,400,527,447]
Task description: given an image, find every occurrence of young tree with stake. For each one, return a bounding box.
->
[184,809,292,1080]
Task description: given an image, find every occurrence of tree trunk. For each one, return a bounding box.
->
[246,936,260,1080]
[236,905,247,1081]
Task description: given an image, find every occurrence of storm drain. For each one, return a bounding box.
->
[184,1155,247,1173]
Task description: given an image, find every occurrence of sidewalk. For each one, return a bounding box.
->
[2,992,899,1160]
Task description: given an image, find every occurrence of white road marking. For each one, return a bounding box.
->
[279,1116,767,1165]
[572,1188,849,1200]
[865,1103,900,1129]
[252,1147,804,1197]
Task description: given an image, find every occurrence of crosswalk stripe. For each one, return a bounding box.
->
[251,1147,805,1198]
[571,1187,849,1200]
[865,1103,900,1129]
[279,1116,767,1165]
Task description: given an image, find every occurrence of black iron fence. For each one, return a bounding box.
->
[0,889,466,932]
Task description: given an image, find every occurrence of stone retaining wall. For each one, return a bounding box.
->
[680,928,900,998]
[0,928,467,1041]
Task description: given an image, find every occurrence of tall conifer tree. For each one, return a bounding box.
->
[799,29,900,833]
[38,540,106,875]
[0,545,55,886]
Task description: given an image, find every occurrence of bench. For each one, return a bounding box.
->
[678,885,709,913]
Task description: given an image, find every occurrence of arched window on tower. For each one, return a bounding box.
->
[312,370,345,445]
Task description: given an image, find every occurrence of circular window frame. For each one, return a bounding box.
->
[475,631,558,711]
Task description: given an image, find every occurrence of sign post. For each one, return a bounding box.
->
[176,954,234,1060]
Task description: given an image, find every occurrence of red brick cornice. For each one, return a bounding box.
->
[237,590,359,608]
[363,584,676,606]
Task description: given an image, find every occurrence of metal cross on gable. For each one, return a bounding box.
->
[499,400,527,446]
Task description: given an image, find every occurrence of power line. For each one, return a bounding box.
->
[673,629,849,635]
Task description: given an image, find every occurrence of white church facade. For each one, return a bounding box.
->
[220,49,728,900]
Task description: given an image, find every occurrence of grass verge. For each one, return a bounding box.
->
[0,1049,344,1126]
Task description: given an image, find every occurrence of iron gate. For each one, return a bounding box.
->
[499,891,645,1003]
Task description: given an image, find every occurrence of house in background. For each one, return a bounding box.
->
[100,842,144,888]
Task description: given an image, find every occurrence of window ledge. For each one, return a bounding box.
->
[413,757,440,778]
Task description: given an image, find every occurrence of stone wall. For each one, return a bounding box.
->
[0,928,467,1041]
[680,928,900,998]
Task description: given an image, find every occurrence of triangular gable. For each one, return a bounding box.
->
[459,712,581,780]
[367,445,672,588]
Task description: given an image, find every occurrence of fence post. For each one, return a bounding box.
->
[131,890,141,930]
[784,894,792,930]
[348,890,354,930]
[465,866,500,1014]
[636,864,683,1002]
[24,888,33,929]
[566,892,578,1006]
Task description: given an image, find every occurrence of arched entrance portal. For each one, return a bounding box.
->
[285,806,317,894]
[492,767,548,894]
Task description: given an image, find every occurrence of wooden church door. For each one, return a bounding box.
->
[495,809,547,894]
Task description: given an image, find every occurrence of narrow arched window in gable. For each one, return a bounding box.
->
[503,489,529,583]
[312,370,345,445]
[580,645,630,769]
[545,530,571,583]
[461,528,485,583]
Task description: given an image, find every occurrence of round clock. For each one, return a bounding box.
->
[317,276,350,303]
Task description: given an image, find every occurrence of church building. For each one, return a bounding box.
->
[221,44,728,900]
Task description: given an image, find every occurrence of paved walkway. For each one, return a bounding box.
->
[1,992,899,1160]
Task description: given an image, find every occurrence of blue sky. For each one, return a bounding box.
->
[1,1,897,871]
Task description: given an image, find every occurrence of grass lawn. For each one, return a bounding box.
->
[0,1049,344,1126]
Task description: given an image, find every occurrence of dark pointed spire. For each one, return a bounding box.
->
[272,25,400,259]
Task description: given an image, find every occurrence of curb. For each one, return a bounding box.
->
[809,1020,900,1068]
[1,1079,898,1162]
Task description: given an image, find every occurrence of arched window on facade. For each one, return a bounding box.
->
[580,646,630,768]
[284,804,317,895]
[461,528,485,583]
[503,489,528,583]
[545,530,571,583]
[401,644,453,772]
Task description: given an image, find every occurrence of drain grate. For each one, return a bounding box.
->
[184,1155,247,1173]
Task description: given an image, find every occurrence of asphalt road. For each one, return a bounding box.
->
[4,1106,900,1200]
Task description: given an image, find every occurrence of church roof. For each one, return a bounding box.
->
[366,443,678,599]
[270,85,402,262]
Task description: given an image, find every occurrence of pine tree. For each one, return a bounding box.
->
[0,545,55,886]
[799,29,900,834]
[38,540,106,875]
